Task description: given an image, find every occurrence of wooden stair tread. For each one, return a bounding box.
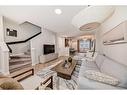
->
[10,55,31,58]
[9,58,31,63]
[9,53,32,73]
[9,60,32,66]
[9,62,32,71]
[10,66,34,77]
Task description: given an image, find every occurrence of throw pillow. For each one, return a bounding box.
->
[84,70,119,86]
[0,78,23,90]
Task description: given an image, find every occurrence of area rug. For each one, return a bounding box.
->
[37,60,82,90]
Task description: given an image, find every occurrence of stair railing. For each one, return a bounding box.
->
[6,32,41,53]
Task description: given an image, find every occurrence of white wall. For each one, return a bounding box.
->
[71,40,78,50]
[0,42,9,75]
[0,16,9,74]
[57,36,69,57]
[3,17,41,54]
[100,6,127,66]
[20,22,41,40]
[4,18,41,42]
[0,16,4,42]
[9,41,30,54]
[30,28,57,64]
[95,28,102,53]
[4,17,21,42]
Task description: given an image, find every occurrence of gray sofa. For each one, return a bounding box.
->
[77,54,127,89]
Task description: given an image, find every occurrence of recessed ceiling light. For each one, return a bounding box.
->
[54,9,62,15]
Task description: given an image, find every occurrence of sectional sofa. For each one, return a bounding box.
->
[77,53,127,89]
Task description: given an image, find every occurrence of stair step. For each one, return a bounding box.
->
[9,62,32,70]
[24,52,31,55]
[10,66,33,77]
[9,58,31,63]
[9,60,31,66]
[9,64,32,73]
[10,55,31,59]
[9,53,32,73]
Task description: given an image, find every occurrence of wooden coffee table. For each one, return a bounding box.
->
[52,60,76,80]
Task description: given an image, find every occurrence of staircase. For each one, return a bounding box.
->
[9,53,32,73]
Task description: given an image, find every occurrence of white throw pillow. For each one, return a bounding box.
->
[84,70,119,86]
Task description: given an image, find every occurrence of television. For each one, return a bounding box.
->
[43,44,55,54]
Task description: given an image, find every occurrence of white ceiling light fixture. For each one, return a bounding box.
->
[54,9,62,15]
[72,6,115,31]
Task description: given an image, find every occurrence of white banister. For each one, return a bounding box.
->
[0,42,9,75]
[31,48,37,66]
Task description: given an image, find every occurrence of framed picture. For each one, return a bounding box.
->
[65,38,69,47]
[6,28,17,37]
[103,21,127,45]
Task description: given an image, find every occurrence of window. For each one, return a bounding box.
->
[78,39,90,52]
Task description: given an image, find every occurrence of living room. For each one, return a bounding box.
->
[0,5,127,91]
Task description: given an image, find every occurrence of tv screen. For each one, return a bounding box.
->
[43,44,55,54]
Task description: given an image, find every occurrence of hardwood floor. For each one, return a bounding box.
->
[34,56,68,73]
[8,56,68,81]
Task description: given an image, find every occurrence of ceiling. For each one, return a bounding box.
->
[0,6,97,37]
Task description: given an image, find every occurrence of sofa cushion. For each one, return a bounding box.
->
[84,61,99,71]
[84,70,119,86]
[0,77,23,90]
[95,54,105,68]
[100,58,127,88]
[85,61,98,68]
[79,61,99,76]
[0,81,23,90]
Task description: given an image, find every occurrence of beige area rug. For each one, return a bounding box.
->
[37,60,82,90]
